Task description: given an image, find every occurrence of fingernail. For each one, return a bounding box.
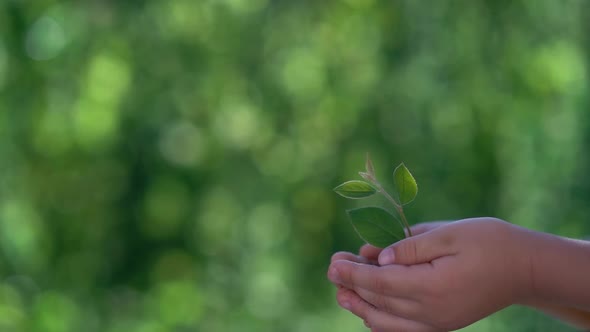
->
[328,267,341,284]
[378,248,395,265]
[341,301,351,310]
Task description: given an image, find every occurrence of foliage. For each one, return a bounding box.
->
[335,157,417,246]
[1,0,589,331]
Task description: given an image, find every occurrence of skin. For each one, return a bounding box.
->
[327,218,590,331]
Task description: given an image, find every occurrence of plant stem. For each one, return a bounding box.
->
[397,206,413,238]
[373,182,413,237]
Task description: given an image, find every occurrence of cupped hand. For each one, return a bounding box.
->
[329,221,449,331]
[328,218,533,331]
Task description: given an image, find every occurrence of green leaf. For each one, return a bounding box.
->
[347,207,405,248]
[334,180,377,199]
[393,163,418,205]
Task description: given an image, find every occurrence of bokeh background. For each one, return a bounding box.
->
[1,0,589,331]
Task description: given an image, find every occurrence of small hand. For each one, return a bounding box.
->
[331,221,448,266]
[328,218,532,331]
[329,221,449,331]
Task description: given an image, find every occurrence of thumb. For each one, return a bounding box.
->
[378,227,455,265]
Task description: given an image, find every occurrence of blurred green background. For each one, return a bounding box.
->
[1,0,589,331]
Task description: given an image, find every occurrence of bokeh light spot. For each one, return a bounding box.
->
[73,53,130,151]
[246,202,290,251]
[280,48,326,102]
[32,291,79,332]
[245,269,291,319]
[85,54,131,105]
[193,187,243,255]
[159,121,207,167]
[146,280,203,327]
[213,97,265,150]
[72,105,119,151]
[525,42,586,95]
[0,200,50,272]
[152,0,212,40]
[25,16,67,61]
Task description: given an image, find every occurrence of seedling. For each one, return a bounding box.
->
[333,154,418,248]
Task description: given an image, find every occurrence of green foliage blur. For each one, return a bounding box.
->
[1,0,589,331]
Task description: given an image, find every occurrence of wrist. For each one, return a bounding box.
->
[503,222,540,305]
[519,228,590,309]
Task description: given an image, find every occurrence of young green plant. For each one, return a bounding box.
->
[333,154,418,248]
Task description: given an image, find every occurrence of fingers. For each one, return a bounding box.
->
[410,221,450,235]
[359,244,382,263]
[328,260,379,289]
[328,260,423,297]
[352,286,420,318]
[378,226,457,265]
[331,251,371,264]
[337,288,439,332]
[357,223,451,264]
[328,251,374,287]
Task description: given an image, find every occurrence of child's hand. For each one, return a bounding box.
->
[329,222,449,331]
[328,218,533,331]
[331,221,448,266]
